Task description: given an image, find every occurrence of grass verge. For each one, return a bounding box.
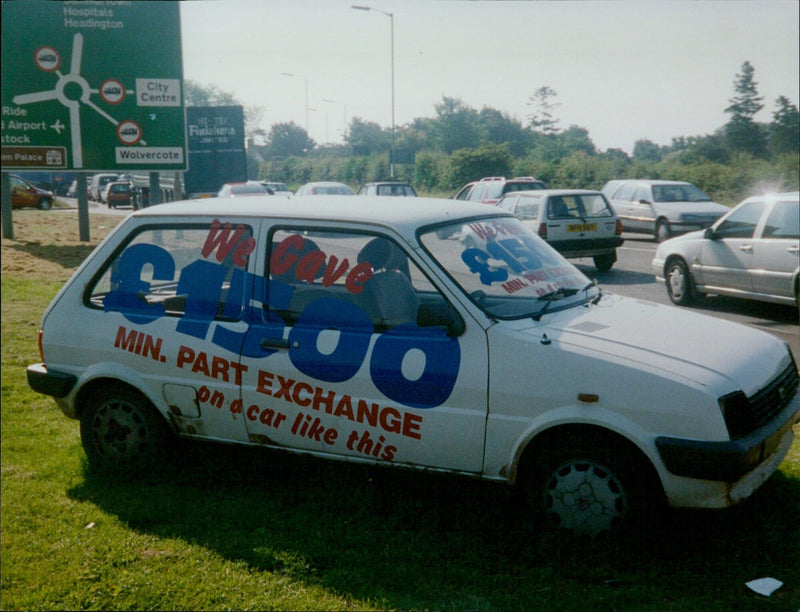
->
[2,210,799,610]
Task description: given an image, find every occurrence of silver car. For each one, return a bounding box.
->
[603,179,730,242]
[652,191,800,308]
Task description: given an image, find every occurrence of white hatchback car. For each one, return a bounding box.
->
[27,196,799,536]
[652,191,800,308]
[496,189,624,271]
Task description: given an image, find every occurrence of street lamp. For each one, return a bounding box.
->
[281,72,309,134]
[351,4,395,178]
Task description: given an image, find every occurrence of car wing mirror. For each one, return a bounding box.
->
[704,227,718,240]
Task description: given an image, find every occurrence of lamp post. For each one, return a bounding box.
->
[351,5,395,178]
[281,72,309,134]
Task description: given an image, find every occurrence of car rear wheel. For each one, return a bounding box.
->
[37,197,52,211]
[80,386,171,471]
[665,258,694,305]
[655,219,671,242]
[593,253,615,272]
[522,432,658,537]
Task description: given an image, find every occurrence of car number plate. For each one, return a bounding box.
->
[567,223,597,232]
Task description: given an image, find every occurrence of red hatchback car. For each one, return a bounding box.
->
[10,175,54,210]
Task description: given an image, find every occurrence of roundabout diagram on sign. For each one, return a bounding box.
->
[12,33,144,168]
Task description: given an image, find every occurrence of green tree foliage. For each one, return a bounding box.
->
[769,96,800,155]
[632,140,664,163]
[478,107,530,156]
[725,61,767,157]
[347,117,389,155]
[434,97,483,153]
[526,86,560,135]
[445,144,513,189]
[266,122,315,159]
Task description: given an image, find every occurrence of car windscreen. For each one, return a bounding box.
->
[652,183,712,202]
[419,216,595,320]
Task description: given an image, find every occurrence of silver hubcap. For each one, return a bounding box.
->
[91,400,149,460]
[668,265,686,300]
[545,460,627,536]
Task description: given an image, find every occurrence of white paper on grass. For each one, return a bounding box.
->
[745,577,782,597]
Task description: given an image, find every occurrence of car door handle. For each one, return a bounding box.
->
[260,337,290,350]
[739,244,753,252]
[788,246,799,254]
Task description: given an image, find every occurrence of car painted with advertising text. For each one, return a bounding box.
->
[652,191,800,308]
[602,179,730,242]
[495,189,624,271]
[27,196,800,536]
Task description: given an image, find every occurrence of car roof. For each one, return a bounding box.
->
[503,189,602,197]
[131,196,508,239]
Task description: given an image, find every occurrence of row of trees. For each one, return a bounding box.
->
[188,61,799,203]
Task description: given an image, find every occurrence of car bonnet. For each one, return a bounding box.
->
[516,294,792,397]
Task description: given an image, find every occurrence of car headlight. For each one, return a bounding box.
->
[718,390,750,439]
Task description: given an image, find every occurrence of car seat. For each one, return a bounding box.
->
[356,238,419,328]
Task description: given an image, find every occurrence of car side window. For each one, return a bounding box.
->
[468,184,485,201]
[614,182,637,201]
[761,200,800,239]
[267,229,453,333]
[633,185,651,202]
[86,223,253,320]
[715,201,767,239]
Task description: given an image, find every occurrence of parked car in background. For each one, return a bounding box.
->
[259,181,293,196]
[104,181,135,209]
[9,175,54,210]
[602,179,729,242]
[27,195,800,537]
[89,173,119,202]
[357,181,417,197]
[217,181,270,197]
[453,176,546,205]
[652,191,800,308]
[496,189,624,271]
[295,181,355,195]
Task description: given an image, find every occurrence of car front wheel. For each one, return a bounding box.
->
[655,219,671,242]
[522,433,658,537]
[665,258,694,305]
[37,197,52,211]
[593,253,615,272]
[80,386,171,471]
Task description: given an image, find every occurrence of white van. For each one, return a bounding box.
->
[27,196,799,536]
[88,173,119,202]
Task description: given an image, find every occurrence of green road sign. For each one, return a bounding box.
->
[1,1,186,171]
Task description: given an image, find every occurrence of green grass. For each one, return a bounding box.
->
[2,212,799,610]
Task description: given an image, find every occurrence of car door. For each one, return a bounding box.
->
[750,198,800,300]
[238,224,489,472]
[608,182,637,230]
[84,218,258,443]
[10,176,36,207]
[628,185,657,233]
[697,200,766,292]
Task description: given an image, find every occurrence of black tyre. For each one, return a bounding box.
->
[665,258,694,306]
[37,197,52,211]
[593,252,616,272]
[522,432,659,536]
[80,386,171,471]
[655,219,671,242]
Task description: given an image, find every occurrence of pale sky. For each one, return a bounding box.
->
[180,0,799,153]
